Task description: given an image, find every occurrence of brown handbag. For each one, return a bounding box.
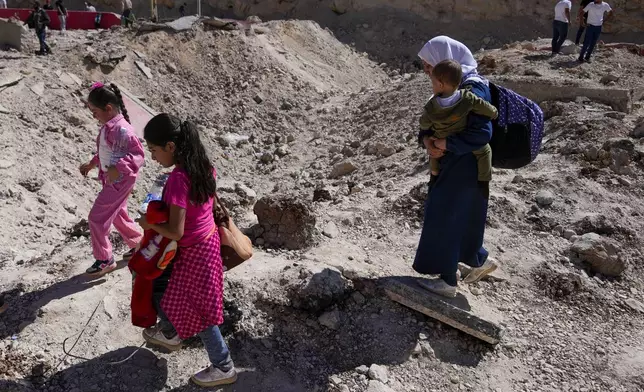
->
[213,193,253,271]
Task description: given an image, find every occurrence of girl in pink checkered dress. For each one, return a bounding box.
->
[135,113,236,388]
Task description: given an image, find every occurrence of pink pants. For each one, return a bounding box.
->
[89,176,142,261]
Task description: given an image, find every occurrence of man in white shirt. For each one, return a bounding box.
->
[578,0,613,62]
[0,0,7,9]
[552,0,572,55]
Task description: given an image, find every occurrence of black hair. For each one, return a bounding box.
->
[87,83,130,124]
[144,113,217,205]
[432,59,463,88]
[34,2,41,8]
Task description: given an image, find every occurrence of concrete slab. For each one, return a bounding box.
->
[135,61,153,80]
[165,15,200,32]
[116,85,157,139]
[0,18,22,51]
[491,76,633,113]
[68,73,82,86]
[384,276,505,345]
[0,73,23,89]
[30,82,45,97]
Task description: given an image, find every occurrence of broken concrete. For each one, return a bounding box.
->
[384,276,505,344]
[0,18,22,51]
[116,85,157,138]
[492,76,634,113]
[135,61,153,80]
[0,73,23,91]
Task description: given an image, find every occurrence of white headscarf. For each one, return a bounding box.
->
[418,36,479,78]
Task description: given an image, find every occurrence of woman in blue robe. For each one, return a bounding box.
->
[413,36,499,298]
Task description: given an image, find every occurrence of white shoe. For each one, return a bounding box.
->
[191,365,238,387]
[142,326,182,351]
[417,278,457,298]
[463,258,499,284]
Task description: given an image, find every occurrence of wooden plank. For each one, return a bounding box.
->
[384,276,504,345]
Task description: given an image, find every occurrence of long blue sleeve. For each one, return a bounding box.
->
[445,81,493,155]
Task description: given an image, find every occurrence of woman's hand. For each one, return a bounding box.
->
[107,166,120,183]
[79,161,96,177]
[135,216,152,231]
[425,137,447,158]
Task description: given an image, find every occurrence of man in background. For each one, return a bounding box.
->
[575,0,593,45]
[25,2,52,55]
[552,0,572,55]
[55,0,67,32]
[121,0,133,27]
[0,0,7,9]
[179,2,187,17]
[578,0,613,62]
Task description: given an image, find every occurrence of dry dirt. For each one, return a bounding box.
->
[1,18,644,392]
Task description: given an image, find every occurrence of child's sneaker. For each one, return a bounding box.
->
[142,326,182,351]
[85,258,116,276]
[122,248,136,261]
[191,365,238,387]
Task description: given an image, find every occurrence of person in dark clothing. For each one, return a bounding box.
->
[552,0,572,55]
[55,0,67,32]
[43,0,53,9]
[575,0,594,45]
[24,2,52,55]
[179,2,187,17]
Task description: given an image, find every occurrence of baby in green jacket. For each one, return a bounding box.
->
[420,59,498,182]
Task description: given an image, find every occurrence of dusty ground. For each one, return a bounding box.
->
[1,19,644,392]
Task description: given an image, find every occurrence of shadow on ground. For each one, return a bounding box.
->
[0,274,108,340]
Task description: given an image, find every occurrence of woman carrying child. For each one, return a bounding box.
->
[413,36,499,298]
[80,83,144,275]
[136,113,237,387]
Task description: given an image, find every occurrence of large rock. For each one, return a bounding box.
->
[631,118,644,138]
[252,196,316,249]
[217,132,250,147]
[570,233,626,277]
[368,364,389,383]
[290,266,353,312]
[535,190,555,207]
[329,161,358,179]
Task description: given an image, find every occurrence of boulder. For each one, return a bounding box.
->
[570,233,626,277]
[253,196,316,250]
[329,161,358,179]
[290,266,352,312]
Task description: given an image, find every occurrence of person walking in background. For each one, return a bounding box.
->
[43,0,53,10]
[575,0,593,45]
[578,0,613,63]
[179,2,187,17]
[85,2,96,12]
[121,0,133,27]
[24,2,52,56]
[0,0,7,9]
[55,0,67,32]
[552,0,572,55]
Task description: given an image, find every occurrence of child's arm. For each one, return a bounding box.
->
[417,102,437,146]
[465,90,498,120]
[444,82,493,155]
[109,127,145,177]
[138,204,185,242]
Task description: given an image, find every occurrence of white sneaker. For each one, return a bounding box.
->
[463,258,499,284]
[191,365,238,387]
[417,278,457,298]
[142,326,182,351]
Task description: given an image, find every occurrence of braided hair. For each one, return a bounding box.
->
[87,83,130,124]
[144,113,217,205]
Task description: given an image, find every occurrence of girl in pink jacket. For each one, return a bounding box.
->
[79,83,145,275]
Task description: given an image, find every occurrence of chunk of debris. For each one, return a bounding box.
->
[570,233,626,277]
[252,196,316,249]
[135,61,154,80]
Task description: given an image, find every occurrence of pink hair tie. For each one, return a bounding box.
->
[90,82,104,90]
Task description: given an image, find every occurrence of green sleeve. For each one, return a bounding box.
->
[419,106,434,131]
[464,91,498,120]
